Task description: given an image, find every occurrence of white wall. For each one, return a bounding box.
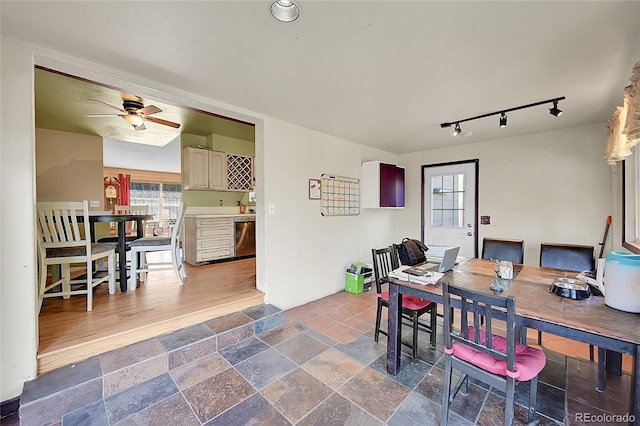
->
[396,123,616,265]
[261,118,361,308]
[1,37,39,401]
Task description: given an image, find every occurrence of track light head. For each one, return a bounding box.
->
[499,112,507,128]
[452,123,462,136]
[549,101,562,117]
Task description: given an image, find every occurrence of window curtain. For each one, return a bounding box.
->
[119,173,131,205]
[606,62,640,164]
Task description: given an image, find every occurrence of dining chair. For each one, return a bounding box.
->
[442,281,546,426]
[128,203,186,290]
[538,242,596,350]
[36,200,116,311]
[539,242,595,272]
[371,246,437,359]
[481,237,525,264]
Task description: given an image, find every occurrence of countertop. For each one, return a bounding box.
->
[185,206,256,217]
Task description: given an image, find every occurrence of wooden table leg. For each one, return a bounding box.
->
[387,283,402,375]
[117,221,127,292]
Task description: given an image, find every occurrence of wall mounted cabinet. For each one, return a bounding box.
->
[183,147,254,192]
[361,161,405,208]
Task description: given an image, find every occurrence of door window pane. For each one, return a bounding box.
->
[431,173,465,228]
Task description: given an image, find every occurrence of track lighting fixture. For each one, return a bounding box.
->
[499,112,507,128]
[441,96,565,136]
[549,100,562,117]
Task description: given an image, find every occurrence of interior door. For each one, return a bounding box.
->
[422,160,478,259]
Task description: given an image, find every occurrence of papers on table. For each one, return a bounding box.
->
[389,265,443,285]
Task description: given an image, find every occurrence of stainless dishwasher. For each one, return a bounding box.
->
[234,216,256,257]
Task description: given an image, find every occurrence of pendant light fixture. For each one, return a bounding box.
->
[441,96,565,136]
[270,0,301,22]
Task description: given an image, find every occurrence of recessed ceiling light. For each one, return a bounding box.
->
[270,0,301,23]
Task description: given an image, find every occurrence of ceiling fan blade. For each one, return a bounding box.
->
[134,123,146,131]
[86,113,127,118]
[87,99,127,114]
[146,116,181,129]
[138,105,162,116]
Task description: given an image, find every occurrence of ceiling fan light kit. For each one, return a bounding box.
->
[87,97,180,131]
[441,96,565,137]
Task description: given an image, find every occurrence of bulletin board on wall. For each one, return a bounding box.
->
[320,174,360,216]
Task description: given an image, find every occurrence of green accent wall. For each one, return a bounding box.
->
[181,133,255,208]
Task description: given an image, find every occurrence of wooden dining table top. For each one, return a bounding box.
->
[390,258,640,346]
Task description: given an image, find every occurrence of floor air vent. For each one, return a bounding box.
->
[120,307,158,319]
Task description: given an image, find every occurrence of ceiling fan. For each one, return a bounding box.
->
[86,95,180,131]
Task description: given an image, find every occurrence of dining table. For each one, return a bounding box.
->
[85,211,153,292]
[386,258,640,424]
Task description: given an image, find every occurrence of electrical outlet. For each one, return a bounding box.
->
[219,200,223,206]
[90,200,100,208]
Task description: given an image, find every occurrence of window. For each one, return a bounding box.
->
[623,147,640,253]
[129,182,182,227]
[431,173,465,227]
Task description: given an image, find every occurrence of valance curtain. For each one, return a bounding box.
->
[606,62,640,164]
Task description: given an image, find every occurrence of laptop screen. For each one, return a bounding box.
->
[438,246,460,272]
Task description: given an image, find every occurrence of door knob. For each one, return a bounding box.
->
[467,232,473,236]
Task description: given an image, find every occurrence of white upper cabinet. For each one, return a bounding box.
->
[183,146,211,190]
[183,146,253,192]
[208,150,227,190]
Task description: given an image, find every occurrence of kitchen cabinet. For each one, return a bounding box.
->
[183,147,253,192]
[184,216,234,265]
[361,161,405,208]
[183,147,227,190]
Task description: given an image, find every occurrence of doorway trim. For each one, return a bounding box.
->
[421,159,479,258]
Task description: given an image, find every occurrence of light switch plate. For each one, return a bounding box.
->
[90,200,100,208]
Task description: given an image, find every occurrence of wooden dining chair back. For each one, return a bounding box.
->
[539,242,595,272]
[115,205,149,236]
[97,205,150,244]
[371,246,437,359]
[36,200,116,311]
[481,238,524,264]
[539,242,598,359]
[442,282,546,426]
[128,203,186,290]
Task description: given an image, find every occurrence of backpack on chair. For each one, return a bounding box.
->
[396,238,429,266]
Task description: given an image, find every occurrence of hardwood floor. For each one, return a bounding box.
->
[37,254,263,374]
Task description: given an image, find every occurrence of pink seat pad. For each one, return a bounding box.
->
[379,292,435,310]
[451,326,546,381]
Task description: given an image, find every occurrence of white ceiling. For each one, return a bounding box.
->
[2,1,639,155]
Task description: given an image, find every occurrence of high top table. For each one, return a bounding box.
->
[386,258,640,424]
[84,212,153,292]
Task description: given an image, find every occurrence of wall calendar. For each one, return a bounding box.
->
[320,174,360,216]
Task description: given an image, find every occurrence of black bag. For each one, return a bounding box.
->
[396,238,429,266]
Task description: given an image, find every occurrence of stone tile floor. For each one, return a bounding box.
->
[5,288,633,425]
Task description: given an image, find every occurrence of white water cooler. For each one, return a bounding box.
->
[603,251,640,313]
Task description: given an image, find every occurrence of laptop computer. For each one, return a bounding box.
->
[426,246,460,273]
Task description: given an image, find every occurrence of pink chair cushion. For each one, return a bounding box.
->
[379,292,435,310]
[451,326,546,381]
